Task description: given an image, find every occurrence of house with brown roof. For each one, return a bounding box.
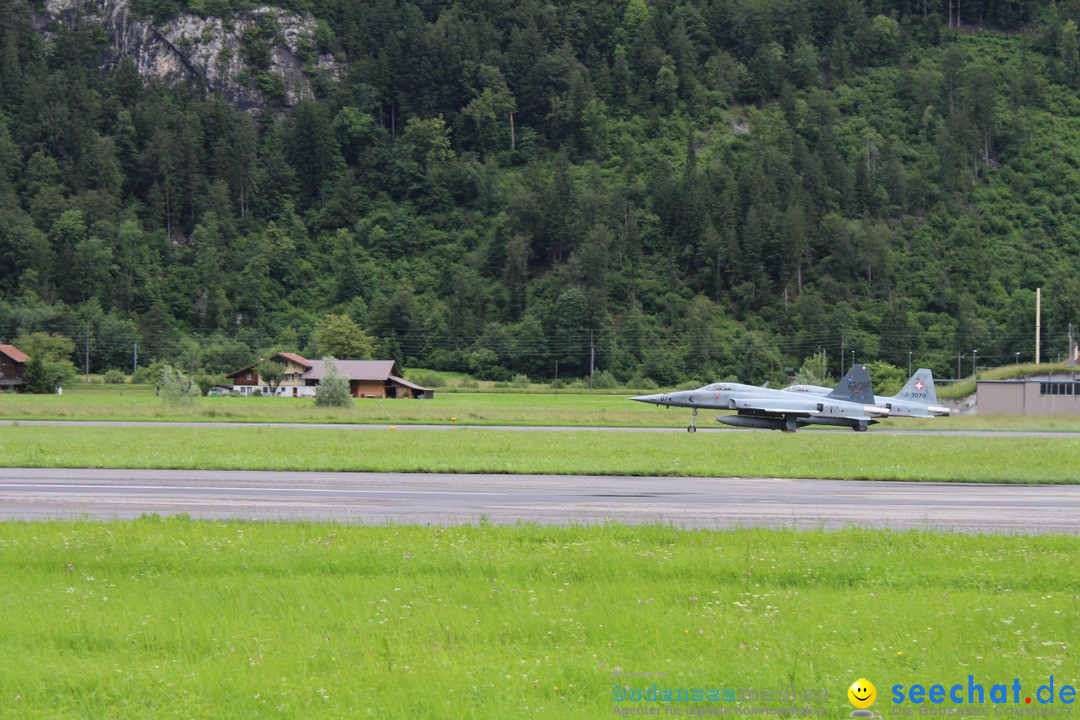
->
[227,353,314,397]
[0,345,29,391]
[226,353,433,399]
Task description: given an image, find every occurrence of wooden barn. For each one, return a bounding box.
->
[0,345,29,391]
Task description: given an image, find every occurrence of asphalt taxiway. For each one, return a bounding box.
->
[1,467,1076,533]
[2,419,1078,437]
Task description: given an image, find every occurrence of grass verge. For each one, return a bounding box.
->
[5,389,1080,431]
[1,425,1079,482]
[0,520,1076,718]
[0,390,668,427]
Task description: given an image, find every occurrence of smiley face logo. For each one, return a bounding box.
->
[848,678,877,709]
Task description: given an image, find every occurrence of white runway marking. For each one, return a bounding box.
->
[0,483,508,496]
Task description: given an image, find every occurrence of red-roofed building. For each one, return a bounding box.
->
[225,353,314,397]
[225,353,432,399]
[0,344,29,391]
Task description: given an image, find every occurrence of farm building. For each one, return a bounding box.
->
[0,344,28,391]
[226,354,433,399]
[976,375,1080,414]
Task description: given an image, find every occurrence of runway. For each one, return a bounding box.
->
[1,467,1077,533]
[2,419,1078,437]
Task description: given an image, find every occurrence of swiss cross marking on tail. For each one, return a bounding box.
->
[914,379,924,391]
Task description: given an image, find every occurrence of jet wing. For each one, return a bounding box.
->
[731,398,821,415]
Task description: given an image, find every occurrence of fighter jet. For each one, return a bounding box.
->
[783,368,951,418]
[632,364,887,433]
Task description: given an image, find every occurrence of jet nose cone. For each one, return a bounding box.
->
[632,394,663,405]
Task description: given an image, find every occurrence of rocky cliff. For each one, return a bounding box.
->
[38,0,340,111]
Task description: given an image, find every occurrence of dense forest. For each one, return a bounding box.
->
[1,0,1080,387]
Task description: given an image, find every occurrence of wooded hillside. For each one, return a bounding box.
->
[1,0,1079,385]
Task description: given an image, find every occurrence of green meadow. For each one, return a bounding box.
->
[1,424,1078,482]
[0,386,652,426]
[0,520,1076,718]
[3,386,1080,431]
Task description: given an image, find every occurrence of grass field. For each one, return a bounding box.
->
[0,387,669,427]
[4,386,1080,431]
[0,520,1076,718]
[2,424,1079,482]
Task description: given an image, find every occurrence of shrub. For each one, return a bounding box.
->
[104,369,126,384]
[132,361,169,392]
[458,378,479,389]
[194,374,227,395]
[467,349,499,376]
[159,365,201,406]
[591,370,618,390]
[511,374,530,389]
[131,366,153,385]
[24,355,76,394]
[479,365,511,382]
[314,357,353,408]
[629,376,659,391]
[407,370,446,388]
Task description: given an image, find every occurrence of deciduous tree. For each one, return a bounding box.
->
[255,358,285,394]
[312,313,375,359]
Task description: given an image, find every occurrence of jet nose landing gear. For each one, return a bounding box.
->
[688,407,698,432]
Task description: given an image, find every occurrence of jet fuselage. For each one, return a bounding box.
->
[633,378,885,432]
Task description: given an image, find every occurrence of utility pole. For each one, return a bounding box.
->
[84,322,90,383]
[133,342,138,375]
[1036,287,1042,365]
[957,351,962,380]
[840,330,845,378]
[588,330,595,389]
[908,351,912,377]
[972,350,977,377]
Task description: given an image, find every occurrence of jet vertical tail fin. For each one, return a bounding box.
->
[896,368,937,404]
[826,364,874,405]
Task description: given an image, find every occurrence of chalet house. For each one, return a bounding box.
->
[228,352,312,395]
[226,354,433,399]
[0,344,29,391]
